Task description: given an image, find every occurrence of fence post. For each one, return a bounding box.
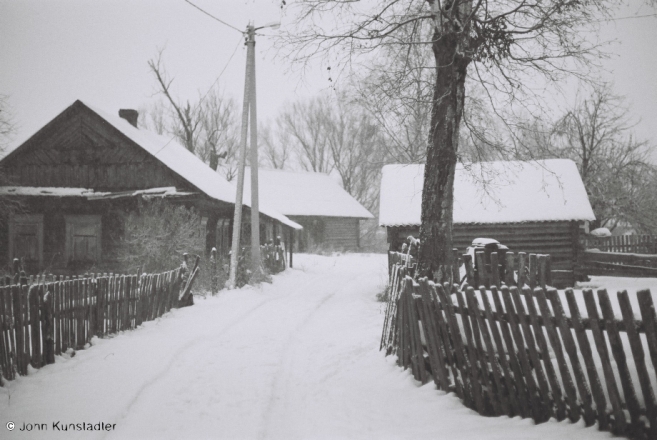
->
[490,252,500,287]
[210,247,218,296]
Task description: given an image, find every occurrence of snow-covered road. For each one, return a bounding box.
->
[2,254,611,439]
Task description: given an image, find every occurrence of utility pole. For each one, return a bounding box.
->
[227,25,254,289]
[227,21,279,289]
[248,24,262,278]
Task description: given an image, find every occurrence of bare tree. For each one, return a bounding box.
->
[278,95,333,173]
[146,50,239,180]
[281,0,619,278]
[0,94,22,222]
[259,121,291,170]
[524,84,657,233]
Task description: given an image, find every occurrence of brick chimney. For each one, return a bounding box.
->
[118,109,139,128]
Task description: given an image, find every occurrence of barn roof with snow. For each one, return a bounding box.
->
[1,100,301,230]
[243,168,373,219]
[379,159,595,226]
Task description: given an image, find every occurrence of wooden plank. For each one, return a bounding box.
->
[407,286,427,383]
[597,289,642,428]
[501,285,544,421]
[528,254,537,289]
[517,253,527,287]
[463,254,475,287]
[430,282,464,398]
[490,252,500,288]
[505,252,515,286]
[565,288,609,431]
[417,280,450,390]
[523,287,567,421]
[454,287,487,413]
[435,282,474,408]
[537,255,547,289]
[479,287,519,417]
[30,284,42,368]
[12,284,25,375]
[475,251,487,289]
[512,286,553,421]
[582,289,626,434]
[618,290,657,436]
[0,288,10,379]
[637,290,657,438]
[543,288,594,425]
[42,285,55,365]
[470,287,509,416]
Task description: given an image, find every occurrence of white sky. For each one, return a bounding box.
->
[1,0,656,156]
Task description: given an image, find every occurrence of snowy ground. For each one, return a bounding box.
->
[1,254,613,439]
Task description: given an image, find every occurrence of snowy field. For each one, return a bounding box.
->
[1,254,614,439]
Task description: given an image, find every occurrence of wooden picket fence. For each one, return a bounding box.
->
[585,235,657,254]
[580,250,657,278]
[381,262,657,439]
[389,249,558,288]
[0,266,190,382]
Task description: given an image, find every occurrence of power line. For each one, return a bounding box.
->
[601,13,657,22]
[152,36,243,157]
[183,0,244,34]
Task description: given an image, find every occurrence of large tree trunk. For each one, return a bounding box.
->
[417,29,470,280]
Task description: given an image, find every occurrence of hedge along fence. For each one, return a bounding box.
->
[381,262,657,439]
[0,262,197,383]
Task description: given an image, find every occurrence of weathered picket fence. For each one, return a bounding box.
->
[580,250,657,278]
[381,262,657,439]
[389,248,558,288]
[585,235,657,255]
[0,266,191,382]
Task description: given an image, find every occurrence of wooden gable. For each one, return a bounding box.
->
[1,100,193,192]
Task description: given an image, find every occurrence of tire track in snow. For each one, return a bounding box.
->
[103,264,342,439]
[257,265,367,440]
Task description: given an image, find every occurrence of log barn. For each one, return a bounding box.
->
[379,159,596,286]
[243,168,373,251]
[0,100,301,274]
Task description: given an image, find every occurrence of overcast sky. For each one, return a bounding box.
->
[1,0,656,157]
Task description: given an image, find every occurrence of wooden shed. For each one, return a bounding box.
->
[379,160,596,286]
[243,168,373,251]
[0,100,301,274]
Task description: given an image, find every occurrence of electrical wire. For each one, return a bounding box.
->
[152,36,243,157]
[183,0,244,34]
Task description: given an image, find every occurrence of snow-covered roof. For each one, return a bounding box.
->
[0,186,197,199]
[243,168,373,219]
[81,102,302,230]
[379,159,595,226]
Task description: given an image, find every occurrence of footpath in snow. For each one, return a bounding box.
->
[1,254,611,439]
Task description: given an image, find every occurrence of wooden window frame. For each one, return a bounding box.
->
[65,215,102,263]
[8,214,44,268]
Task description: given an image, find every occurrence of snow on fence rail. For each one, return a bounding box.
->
[580,250,657,278]
[0,262,196,383]
[381,261,657,439]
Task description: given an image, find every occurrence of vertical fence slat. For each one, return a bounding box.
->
[490,252,500,288]
[582,289,626,434]
[597,289,642,430]
[523,287,567,421]
[417,280,450,391]
[471,287,509,416]
[637,289,657,438]
[480,287,519,417]
[505,252,516,286]
[501,285,544,421]
[491,286,531,418]
[563,289,607,429]
[540,288,590,424]
[429,283,464,399]
[517,253,527,287]
[454,287,487,414]
[435,282,474,408]
[618,290,656,436]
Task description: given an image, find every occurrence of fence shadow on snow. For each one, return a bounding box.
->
[381,254,657,439]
